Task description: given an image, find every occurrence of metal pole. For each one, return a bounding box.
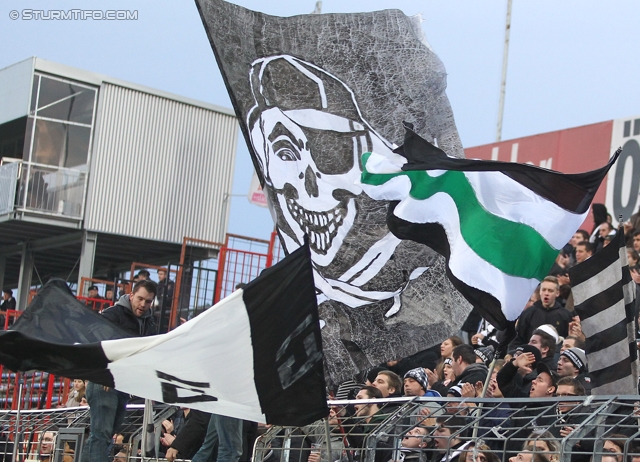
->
[12,372,23,462]
[471,358,497,440]
[324,418,332,462]
[141,398,154,460]
[496,0,512,142]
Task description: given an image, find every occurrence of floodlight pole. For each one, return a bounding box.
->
[496,0,512,142]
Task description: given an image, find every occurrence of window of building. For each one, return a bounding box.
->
[23,74,97,169]
[18,73,98,217]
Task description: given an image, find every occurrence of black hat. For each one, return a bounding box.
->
[515,344,542,365]
[2,288,12,295]
[404,368,429,392]
[475,346,495,365]
[447,385,463,398]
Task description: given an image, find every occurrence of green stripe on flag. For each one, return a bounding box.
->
[361,153,559,281]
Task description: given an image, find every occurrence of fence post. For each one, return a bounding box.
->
[214,246,227,304]
[45,374,55,409]
[11,372,23,461]
[266,231,277,268]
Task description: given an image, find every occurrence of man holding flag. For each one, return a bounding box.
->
[82,279,158,462]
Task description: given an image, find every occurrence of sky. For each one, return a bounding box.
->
[2,0,639,241]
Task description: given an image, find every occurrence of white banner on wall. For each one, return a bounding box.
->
[248,171,268,207]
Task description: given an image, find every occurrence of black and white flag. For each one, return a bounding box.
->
[569,230,638,395]
[197,0,472,384]
[0,242,328,426]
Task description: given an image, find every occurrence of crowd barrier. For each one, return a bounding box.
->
[1,396,639,461]
[0,402,171,461]
[255,396,640,462]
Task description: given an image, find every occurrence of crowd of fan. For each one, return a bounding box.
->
[294,206,640,462]
[18,205,640,461]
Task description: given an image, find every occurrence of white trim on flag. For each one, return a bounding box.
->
[363,151,589,249]
[392,193,539,321]
[463,170,588,249]
[103,290,266,422]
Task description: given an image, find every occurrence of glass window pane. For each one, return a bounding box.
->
[30,74,40,114]
[22,117,34,161]
[37,76,95,125]
[32,119,90,168]
[65,125,91,168]
[32,119,65,166]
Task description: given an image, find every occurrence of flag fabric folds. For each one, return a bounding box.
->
[0,243,328,426]
[361,124,620,329]
[197,0,473,384]
[569,230,638,395]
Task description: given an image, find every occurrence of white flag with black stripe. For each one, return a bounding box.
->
[0,242,328,426]
[569,230,638,395]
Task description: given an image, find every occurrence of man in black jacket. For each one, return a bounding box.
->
[163,408,210,461]
[81,280,157,462]
[450,344,488,390]
[509,276,573,353]
[496,345,542,398]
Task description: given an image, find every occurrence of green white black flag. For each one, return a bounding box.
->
[362,125,620,328]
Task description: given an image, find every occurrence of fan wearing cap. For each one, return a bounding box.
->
[474,346,495,366]
[404,368,440,398]
[508,276,573,354]
[556,347,592,394]
[496,345,542,398]
[556,348,586,378]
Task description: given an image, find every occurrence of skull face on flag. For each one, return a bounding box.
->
[198,0,472,383]
[248,55,413,308]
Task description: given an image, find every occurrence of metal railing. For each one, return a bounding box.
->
[0,161,19,215]
[0,402,170,461]
[15,161,86,219]
[1,393,640,461]
[255,396,640,462]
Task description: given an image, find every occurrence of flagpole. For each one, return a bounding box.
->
[471,358,497,440]
[496,0,512,142]
[12,372,23,462]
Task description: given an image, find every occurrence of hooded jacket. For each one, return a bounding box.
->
[452,363,489,390]
[101,294,156,337]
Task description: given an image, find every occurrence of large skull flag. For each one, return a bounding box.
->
[198,0,472,383]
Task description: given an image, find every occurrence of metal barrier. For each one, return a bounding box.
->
[255,396,640,462]
[0,403,169,461]
[17,162,87,219]
[76,296,112,313]
[0,371,69,411]
[0,161,19,215]
[215,234,272,303]
[2,392,640,461]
